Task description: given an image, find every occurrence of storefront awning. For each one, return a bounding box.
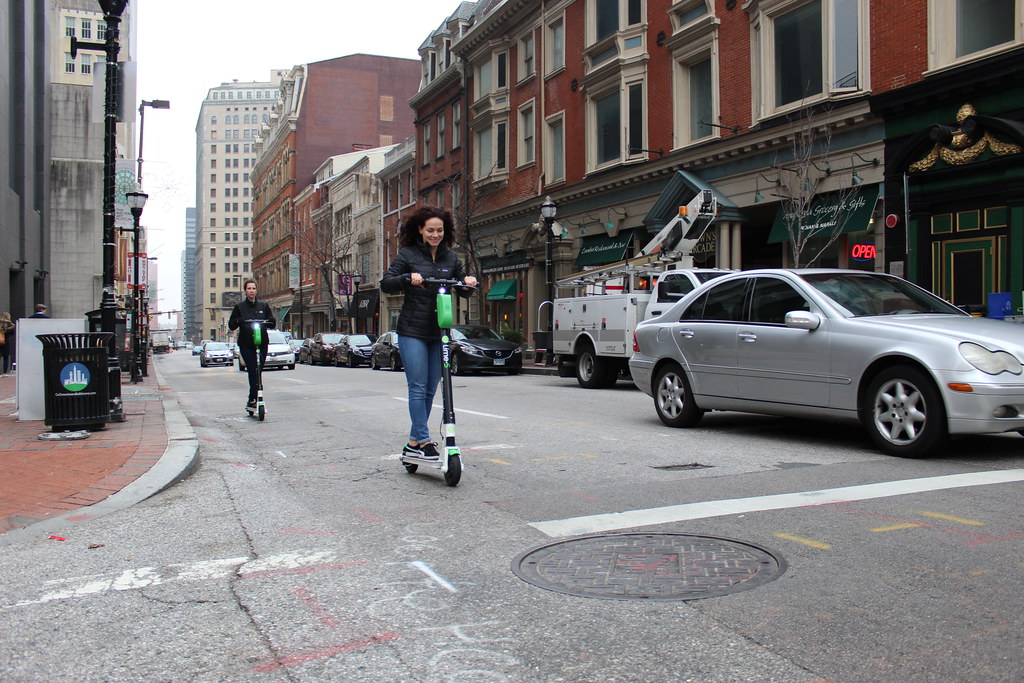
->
[275,305,292,321]
[574,229,635,267]
[767,185,879,243]
[350,289,379,318]
[486,278,518,301]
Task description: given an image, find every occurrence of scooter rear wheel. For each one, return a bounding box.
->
[444,454,461,487]
[403,462,418,474]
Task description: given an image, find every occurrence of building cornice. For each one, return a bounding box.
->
[409,63,465,110]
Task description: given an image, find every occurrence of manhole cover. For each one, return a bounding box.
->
[512,533,786,601]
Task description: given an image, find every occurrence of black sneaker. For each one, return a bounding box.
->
[418,442,440,459]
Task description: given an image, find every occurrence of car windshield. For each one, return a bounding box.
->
[453,326,502,341]
[320,334,344,343]
[205,342,228,351]
[802,272,964,317]
[695,271,730,283]
[347,335,372,345]
[267,331,287,344]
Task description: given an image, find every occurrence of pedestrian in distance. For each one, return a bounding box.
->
[228,279,276,411]
[30,304,49,318]
[380,206,477,459]
[0,312,14,375]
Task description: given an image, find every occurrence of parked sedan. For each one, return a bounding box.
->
[334,334,374,367]
[309,333,344,365]
[370,331,402,371]
[237,330,295,371]
[295,338,313,364]
[630,268,1024,458]
[450,325,523,375]
[199,341,233,368]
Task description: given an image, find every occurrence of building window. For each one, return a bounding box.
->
[928,0,1020,68]
[423,121,431,162]
[210,188,216,198]
[210,262,216,273]
[81,54,92,75]
[210,293,216,304]
[751,0,865,116]
[546,17,565,74]
[437,113,445,159]
[65,17,75,37]
[452,102,461,150]
[97,22,106,40]
[210,248,216,257]
[595,90,620,166]
[545,114,565,184]
[520,32,535,80]
[519,103,535,165]
[674,52,715,146]
[209,203,216,213]
[81,19,92,39]
[65,53,75,74]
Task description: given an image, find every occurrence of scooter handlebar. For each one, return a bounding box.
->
[420,277,476,291]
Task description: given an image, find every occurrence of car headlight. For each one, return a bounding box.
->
[460,343,484,356]
[959,342,1023,375]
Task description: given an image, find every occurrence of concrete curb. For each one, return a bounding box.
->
[0,362,199,546]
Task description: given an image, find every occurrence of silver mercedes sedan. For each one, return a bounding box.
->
[629,269,1024,458]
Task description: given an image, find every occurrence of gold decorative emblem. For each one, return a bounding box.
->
[910,103,1022,172]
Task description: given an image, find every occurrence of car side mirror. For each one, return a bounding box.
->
[785,310,821,330]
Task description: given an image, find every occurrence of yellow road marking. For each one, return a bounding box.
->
[872,523,922,532]
[578,453,599,459]
[488,458,512,466]
[773,533,831,549]
[916,511,984,526]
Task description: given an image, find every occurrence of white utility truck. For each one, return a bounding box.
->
[553,190,729,388]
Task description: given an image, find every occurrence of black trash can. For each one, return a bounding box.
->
[37,332,113,431]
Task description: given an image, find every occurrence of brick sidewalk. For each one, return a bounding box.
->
[0,368,168,535]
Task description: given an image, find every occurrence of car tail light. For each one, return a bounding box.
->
[632,332,640,353]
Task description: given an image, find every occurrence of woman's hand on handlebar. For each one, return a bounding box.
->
[463,276,478,288]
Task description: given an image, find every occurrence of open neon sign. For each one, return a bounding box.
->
[851,243,877,261]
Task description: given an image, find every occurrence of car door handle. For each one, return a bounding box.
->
[678,328,694,338]
[738,331,757,342]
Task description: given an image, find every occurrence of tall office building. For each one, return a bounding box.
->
[194,73,285,341]
[182,207,196,341]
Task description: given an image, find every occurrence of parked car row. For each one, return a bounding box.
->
[292,327,523,375]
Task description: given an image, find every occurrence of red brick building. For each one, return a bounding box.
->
[252,54,421,331]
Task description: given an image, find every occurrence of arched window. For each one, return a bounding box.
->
[211,115,217,124]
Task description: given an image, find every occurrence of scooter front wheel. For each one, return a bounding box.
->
[443,454,461,487]
[258,404,265,421]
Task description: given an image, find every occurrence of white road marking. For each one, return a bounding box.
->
[279,377,308,384]
[408,561,458,593]
[530,469,1024,537]
[392,397,507,419]
[276,450,288,458]
[6,551,342,608]
[466,444,513,451]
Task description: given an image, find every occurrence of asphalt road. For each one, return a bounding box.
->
[1,351,1022,681]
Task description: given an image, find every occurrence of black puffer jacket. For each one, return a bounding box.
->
[228,298,276,348]
[380,242,468,339]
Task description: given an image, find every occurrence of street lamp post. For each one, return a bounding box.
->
[142,256,156,376]
[124,191,147,383]
[540,196,557,366]
[137,99,170,185]
[72,0,129,422]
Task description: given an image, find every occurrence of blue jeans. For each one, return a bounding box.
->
[239,345,266,402]
[398,334,441,444]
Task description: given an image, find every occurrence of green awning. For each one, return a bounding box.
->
[767,185,879,243]
[275,305,292,321]
[575,229,635,266]
[486,278,518,301]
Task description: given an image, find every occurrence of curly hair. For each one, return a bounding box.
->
[399,206,455,249]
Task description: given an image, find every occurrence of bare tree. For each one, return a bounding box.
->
[292,203,358,332]
[776,106,866,268]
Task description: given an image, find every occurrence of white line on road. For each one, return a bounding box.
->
[392,397,508,419]
[6,551,347,607]
[408,561,458,593]
[529,469,1024,537]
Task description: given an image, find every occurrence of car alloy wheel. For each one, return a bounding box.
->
[864,365,947,458]
[653,362,703,428]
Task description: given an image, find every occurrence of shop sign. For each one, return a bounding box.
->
[481,250,530,275]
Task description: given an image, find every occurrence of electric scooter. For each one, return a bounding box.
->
[399,278,474,487]
[245,321,266,421]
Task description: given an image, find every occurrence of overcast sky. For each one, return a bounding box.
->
[135,1,451,310]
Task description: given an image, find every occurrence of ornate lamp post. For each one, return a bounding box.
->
[71,0,129,421]
[540,196,557,365]
[137,99,170,184]
[124,190,148,383]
